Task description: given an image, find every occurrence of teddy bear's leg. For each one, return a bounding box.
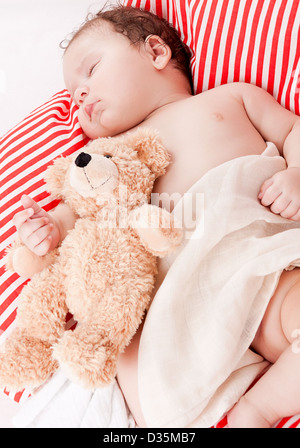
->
[0,328,58,391]
[53,290,150,389]
[16,269,68,343]
[0,268,68,390]
[52,323,118,389]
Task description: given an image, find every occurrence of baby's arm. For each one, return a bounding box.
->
[233,83,300,220]
[13,194,76,256]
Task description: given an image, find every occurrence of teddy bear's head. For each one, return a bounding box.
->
[45,129,170,217]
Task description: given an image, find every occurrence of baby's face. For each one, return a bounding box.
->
[63,25,157,139]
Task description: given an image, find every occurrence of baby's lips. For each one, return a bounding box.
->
[84,103,95,118]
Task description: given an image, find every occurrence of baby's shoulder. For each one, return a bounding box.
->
[194,82,249,101]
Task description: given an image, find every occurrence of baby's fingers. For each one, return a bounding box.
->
[12,208,35,231]
[258,178,273,201]
[281,201,300,221]
[28,225,53,256]
[258,183,282,207]
[21,194,43,217]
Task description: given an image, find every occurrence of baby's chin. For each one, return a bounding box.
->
[78,118,110,140]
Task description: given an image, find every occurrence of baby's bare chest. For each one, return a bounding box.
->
[145,91,267,200]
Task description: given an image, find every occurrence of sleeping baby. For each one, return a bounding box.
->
[12,5,300,427]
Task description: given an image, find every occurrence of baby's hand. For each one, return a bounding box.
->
[13,195,60,256]
[258,167,300,221]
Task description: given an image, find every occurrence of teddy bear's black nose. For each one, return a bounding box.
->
[75,152,92,168]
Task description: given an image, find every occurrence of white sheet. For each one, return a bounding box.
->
[13,371,136,428]
[0,0,109,137]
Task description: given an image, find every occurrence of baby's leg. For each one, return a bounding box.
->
[228,268,300,427]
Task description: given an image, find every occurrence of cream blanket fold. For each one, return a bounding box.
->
[138,143,300,428]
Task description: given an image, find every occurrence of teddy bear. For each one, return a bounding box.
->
[1,128,182,391]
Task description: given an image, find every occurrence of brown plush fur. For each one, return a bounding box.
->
[1,129,182,390]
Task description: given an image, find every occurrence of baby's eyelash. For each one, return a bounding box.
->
[89,65,96,76]
[89,61,99,76]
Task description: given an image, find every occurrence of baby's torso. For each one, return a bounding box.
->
[136,83,267,207]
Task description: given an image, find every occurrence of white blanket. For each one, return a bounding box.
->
[138,143,300,428]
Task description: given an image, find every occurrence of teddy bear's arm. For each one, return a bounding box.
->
[129,204,183,257]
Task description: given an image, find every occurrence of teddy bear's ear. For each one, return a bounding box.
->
[44,156,72,199]
[126,128,171,177]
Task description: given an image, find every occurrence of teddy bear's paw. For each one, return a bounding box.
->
[0,334,58,391]
[53,326,118,389]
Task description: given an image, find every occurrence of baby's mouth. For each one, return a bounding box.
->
[84,101,100,120]
[83,168,111,190]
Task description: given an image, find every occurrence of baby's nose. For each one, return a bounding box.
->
[75,152,91,168]
[74,86,88,105]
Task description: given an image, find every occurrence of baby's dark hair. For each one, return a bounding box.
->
[62,4,193,92]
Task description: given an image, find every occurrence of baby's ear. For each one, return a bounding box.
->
[127,128,171,178]
[44,156,72,199]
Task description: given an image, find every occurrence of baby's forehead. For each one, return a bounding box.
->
[65,20,116,52]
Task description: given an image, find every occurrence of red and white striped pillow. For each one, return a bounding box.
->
[125,0,300,114]
[1,0,300,427]
[0,90,89,403]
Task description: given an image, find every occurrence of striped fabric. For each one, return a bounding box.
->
[0,90,88,403]
[124,0,300,115]
[1,0,300,427]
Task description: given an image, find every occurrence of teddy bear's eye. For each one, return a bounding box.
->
[104,154,112,159]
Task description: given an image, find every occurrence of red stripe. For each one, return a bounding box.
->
[220,0,240,85]
[244,1,264,83]
[0,90,71,142]
[208,0,230,90]
[233,0,252,82]
[0,98,77,152]
[154,0,162,18]
[0,308,17,334]
[275,416,293,428]
[215,415,228,428]
[0,125,84,182]
[0,281,26,315]
[284,23,300,112]
[13,390,26,404]
[1,130,87,190]
[0,104,78,163]
[196,0,218,92]
[277,1,299,105]
[267,0,288,96]
[0,98,74,151]
[175,0,188,41]
[255,1,276,87]
[0,139,87,231]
